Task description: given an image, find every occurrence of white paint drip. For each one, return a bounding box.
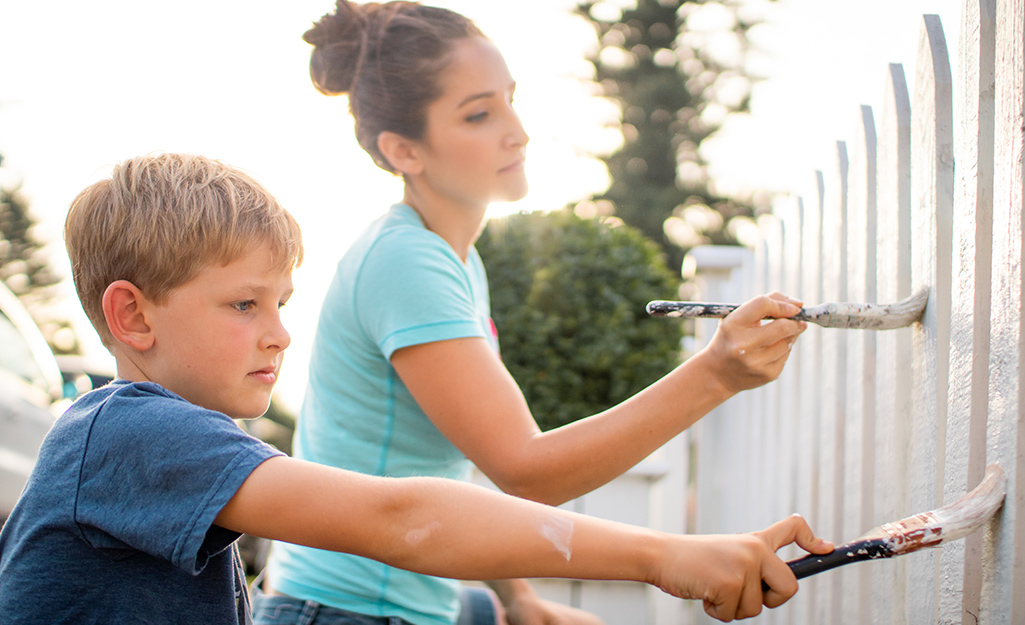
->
[539,514,574,562]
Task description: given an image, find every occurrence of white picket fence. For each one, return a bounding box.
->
[683,0,1025,623]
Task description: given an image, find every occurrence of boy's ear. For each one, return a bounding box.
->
[377,131,425,176]
[101,280,155,351]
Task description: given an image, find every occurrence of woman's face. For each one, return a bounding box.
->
[413,37,530,210]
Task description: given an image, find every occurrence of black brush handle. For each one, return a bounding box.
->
[761,538,892,591]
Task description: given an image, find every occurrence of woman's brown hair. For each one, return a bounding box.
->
[304,1,484,172]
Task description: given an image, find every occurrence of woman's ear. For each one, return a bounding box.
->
[377,131,425,176]
[101,280,155,351]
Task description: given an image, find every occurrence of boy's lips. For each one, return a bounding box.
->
[248,366,278,384]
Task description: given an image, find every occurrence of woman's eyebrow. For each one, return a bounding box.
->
[457,91,495,108]
[457,82,516,108]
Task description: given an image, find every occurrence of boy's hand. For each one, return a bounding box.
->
[655,514,832,622]
[702,292,807,394]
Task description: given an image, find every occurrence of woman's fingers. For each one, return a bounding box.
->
[706,293,808,393]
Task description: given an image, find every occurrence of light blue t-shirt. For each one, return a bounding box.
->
[0,380,283,625]
[266,204,498,625]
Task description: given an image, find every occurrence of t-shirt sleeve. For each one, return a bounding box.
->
[356,227,486,359]
[73,386,283,575]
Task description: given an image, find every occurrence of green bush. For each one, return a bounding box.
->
[476,210,684,431]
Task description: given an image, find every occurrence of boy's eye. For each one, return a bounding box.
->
[232,300,255,313]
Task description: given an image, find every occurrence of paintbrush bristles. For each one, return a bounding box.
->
[860,463,1006,556]
[798,287,930,329]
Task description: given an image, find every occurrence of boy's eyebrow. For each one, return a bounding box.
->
[227,283,294,299]
[457,82,516,109]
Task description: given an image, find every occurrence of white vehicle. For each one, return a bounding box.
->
[0,283,64,523]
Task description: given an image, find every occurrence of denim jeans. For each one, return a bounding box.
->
[251,585,497,625]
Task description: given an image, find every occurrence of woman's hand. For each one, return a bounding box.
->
[699,292,807,394]
[501,595,605,625]
[488,579,605,625]
[653,514,832,622]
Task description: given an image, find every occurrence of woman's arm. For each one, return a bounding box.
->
[215,455,831,622]
[391,293,807,505]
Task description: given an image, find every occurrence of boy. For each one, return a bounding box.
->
[0,153,832,624]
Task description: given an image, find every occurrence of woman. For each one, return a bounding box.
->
[257,2,810,624]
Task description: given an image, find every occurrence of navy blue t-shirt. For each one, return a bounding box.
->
[0,380,284,624]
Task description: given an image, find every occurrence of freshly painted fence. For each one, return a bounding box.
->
[683,1,1023,623]
[471,1,1021,623]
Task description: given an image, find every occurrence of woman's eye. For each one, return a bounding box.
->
[466,111,488,123]
[232,300,255,313]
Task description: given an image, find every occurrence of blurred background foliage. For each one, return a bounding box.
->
[0,155,78,355]
[574,0,773,272]
[477,210,684,431]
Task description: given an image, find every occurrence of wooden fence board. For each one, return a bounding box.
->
[941,1,996,623]
[872,61,914,625]
[842,104,878,625]
[908,13,955,625]
[982,0,1025,622]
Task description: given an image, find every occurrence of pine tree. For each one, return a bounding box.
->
[575,0,768,272]
[1,156,78,353]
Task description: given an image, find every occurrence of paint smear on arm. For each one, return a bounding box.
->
[405,521,443,546]
[538,513,574,562]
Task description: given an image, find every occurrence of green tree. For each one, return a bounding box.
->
[1,157,78,353]
[477,210,683,431]
[576,0,769,272]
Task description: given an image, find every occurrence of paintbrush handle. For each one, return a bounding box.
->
[645,301,817,321]
[761,539,892,591]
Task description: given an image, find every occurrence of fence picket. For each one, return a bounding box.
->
[816,142,849,624]
[842,104,878,625]
[982,0,1025,622]
[871,61,914,625]
[940,1,996,623]
[908,14,955,624]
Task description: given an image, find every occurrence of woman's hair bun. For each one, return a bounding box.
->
[303,1,375,95]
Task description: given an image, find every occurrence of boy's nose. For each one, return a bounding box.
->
[262,317,291,351]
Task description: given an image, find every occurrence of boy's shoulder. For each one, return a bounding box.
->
[53,380,216,444]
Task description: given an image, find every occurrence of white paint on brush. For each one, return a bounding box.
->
[798,287,930,329]
[860,463,1006,555]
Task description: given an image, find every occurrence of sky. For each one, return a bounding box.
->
[0,0,961,411]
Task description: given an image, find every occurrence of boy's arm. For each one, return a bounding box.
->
[215,456,831,621]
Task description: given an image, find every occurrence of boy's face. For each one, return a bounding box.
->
[142,245,293,419]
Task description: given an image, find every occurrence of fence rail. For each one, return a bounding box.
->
[685,0,1023,622]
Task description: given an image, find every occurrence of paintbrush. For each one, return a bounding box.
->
[765,463,1005,590]
[646,287,929,330]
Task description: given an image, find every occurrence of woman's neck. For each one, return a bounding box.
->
[403,187,487,262]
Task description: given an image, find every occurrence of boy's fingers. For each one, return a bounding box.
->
[756,515,834,609]
[760,555,798,609]
[758,514,833,554]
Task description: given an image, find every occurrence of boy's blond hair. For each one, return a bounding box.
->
[65,153,304,347]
